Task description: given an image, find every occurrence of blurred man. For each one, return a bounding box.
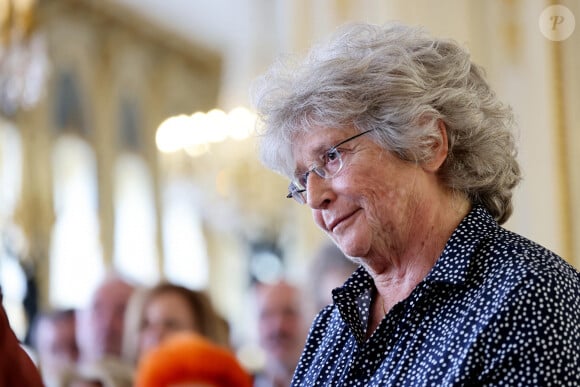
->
[76,273,135,363]
[30,308,79,386]
[253,281,309,387]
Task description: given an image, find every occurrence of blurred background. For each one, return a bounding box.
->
[0,0,578,354]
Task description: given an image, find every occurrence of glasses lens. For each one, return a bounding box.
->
[322,148,342,178]
[297,171,310,188]
[286,130,372,204]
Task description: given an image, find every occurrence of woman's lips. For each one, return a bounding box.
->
[328,209,359,232]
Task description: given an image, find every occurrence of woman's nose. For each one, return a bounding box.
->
[306,174,333,209]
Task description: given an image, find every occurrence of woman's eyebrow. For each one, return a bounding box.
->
[299,143,332,165]
[292,136,342,174]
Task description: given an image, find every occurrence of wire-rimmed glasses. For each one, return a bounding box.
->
[286,129,375,204]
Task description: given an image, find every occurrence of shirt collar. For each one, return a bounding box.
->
[332,266,375,341]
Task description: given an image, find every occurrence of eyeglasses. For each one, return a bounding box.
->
[286,129,375,204]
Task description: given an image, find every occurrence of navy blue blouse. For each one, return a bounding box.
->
[292,206,580,386]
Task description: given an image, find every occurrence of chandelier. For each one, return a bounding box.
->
[0,0,48,117]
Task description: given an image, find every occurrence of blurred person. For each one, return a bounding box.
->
[0,287,43,386]
[57,357,133,387]
[253,281,309,387]
[252,21,580,385]
[30,308,79,386]
[309,241,358,312]
[122,282,230,366]
[76,272,135,363]
[135,332,253,387]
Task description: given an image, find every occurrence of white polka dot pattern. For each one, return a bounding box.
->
[291,206,580,386]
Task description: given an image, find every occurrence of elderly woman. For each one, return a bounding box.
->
[252,22,580,386]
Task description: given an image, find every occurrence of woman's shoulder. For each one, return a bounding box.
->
[494,226,577,277]
[477,226,580,307]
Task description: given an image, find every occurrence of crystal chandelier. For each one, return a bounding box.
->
[0,0,48,117]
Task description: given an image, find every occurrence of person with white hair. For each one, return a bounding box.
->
[253,281,309,387]
[75,273,135,363]
[252,21,580,386]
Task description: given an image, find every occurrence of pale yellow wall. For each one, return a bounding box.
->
[559,0,580,268]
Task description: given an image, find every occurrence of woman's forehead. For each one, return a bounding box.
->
[291,127,355,158]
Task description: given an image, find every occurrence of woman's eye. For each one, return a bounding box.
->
[325,149,340,162]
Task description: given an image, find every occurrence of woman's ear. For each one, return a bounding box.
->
[423,119,449,173]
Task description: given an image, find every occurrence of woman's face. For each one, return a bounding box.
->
[139,292,198,356]
[292,126,433,263]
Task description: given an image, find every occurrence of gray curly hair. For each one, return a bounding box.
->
[251,22,521,224]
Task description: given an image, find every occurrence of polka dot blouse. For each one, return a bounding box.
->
[292,205,580,386]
